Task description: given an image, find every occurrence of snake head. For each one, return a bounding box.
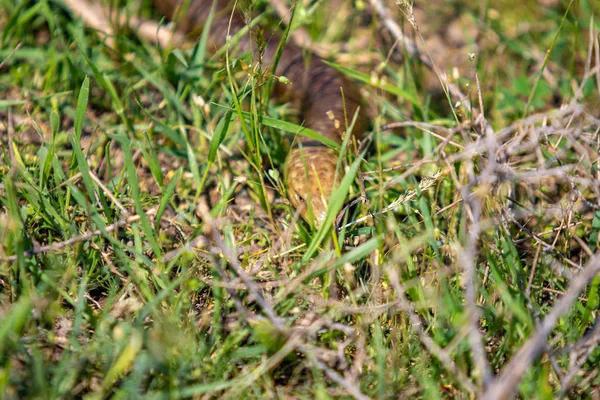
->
[285,146,340,228]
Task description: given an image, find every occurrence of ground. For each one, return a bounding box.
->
[0,0,599,398]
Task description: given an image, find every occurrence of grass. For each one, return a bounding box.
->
[1,0,599,398]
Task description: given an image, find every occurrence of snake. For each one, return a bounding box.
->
[154,0,368,226]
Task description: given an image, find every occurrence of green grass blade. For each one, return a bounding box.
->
[323,60,421,108]
[303,149,366,261]
[74,76,89,141]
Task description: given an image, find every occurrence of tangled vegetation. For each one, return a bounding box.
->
[0,0,599,398]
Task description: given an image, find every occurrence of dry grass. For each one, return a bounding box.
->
[0,0,599,398]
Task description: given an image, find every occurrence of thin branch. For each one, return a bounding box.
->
[367,0,490,129]
[484,255,600,400]
[559,315,600,396]
[299,344,371,400]
[0,42,22,70]
[387,268,478,395]
[0,207,158,263]
[89,170,129,216]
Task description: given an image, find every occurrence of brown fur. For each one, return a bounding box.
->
[154,0,367,225]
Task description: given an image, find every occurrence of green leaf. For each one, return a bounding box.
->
[323,60,421,108]
[68,134,97,203]
[170,48,188,68]
[80,50,131,132]
[0,298,33,355]
[582,276,599,328]
[222,108,340,149]
[513,76,531,96]
[190,0,217,71]
[111,133,162,258]
[74,76,89,141]
[154,168,182,231]
[141,131,164,189]
[303,149,366,262]
[208,109,234,163]
[250,319,287,354]
[135,66,192,120]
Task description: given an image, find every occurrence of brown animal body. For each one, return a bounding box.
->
[154,0,367,226]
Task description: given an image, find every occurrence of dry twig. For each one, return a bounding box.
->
[484,255,600,400]
[0,207,158,263]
